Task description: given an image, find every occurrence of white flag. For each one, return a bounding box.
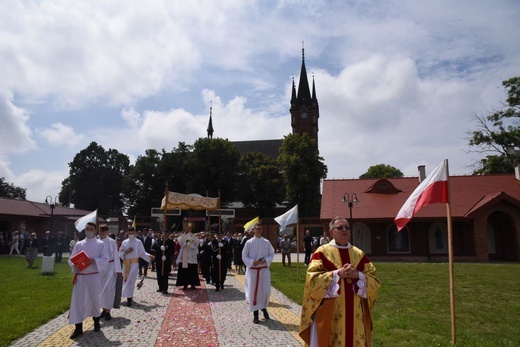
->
[74,209,98,232]
[274,205,298,232]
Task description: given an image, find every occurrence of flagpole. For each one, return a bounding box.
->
[218,190,222,285]
[445,160,456,345]
[162,183,169,277]
[296,218,300,280]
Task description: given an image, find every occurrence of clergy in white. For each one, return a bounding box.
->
[175,228,201,289]
[98,224,122,319]
[119,228,153,305]
[242,222,275,320]
[68,223,108,328]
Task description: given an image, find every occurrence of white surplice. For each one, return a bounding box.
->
[241,236,275,312]
[99,236,122,309]
[119,238,152,298]
[68,238,108,324]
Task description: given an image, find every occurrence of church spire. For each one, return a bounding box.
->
[290,43,319,143]
[312,73,317,101]
[291,75,297,104]
[296,43,312,104]
[207,103,214,139]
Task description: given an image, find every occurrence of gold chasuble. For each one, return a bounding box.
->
[299,242,380,347]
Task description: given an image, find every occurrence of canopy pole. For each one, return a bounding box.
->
[162,182,169,276]
[218,190,222,285]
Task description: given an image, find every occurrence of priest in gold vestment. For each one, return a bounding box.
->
[299,217,381,347]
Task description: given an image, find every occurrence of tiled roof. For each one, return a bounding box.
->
[0,197,93,219]
[232,139,282,160]
[321,174,520,221]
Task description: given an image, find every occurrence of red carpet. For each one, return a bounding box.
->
[156,279,219,346]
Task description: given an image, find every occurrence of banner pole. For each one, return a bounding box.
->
[162,182,169,277]
[218,191,222,285]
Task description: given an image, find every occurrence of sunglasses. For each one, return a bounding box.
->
[333,226,351,231]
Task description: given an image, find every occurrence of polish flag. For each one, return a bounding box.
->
[395,160,449,231]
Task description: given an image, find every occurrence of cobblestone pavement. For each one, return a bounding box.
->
[10,254,305,347]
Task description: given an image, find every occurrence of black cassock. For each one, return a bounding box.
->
[152,237,175,292]
[210,238,230,291]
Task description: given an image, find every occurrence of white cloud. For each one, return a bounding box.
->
[38,123,86,146]
[0,0,518,201]
[16,169,68,203]
[0,90,36,154]
[121,107,142,129]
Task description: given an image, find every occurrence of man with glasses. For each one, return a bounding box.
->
[299,217,381,347]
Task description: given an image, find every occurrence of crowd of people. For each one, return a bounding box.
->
[65,220,278,337]
[1,229,71,259]
[4,215,380,345]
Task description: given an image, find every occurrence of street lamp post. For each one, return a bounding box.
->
[45,195,59,234]
[342,193,359,230]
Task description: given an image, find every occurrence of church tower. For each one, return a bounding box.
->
[290,47,319,142]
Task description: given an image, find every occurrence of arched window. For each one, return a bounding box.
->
[428,222,448,253]
[387,224,410,253]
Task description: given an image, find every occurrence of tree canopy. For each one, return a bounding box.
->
[187,137,241,204]
[60,141,130,215]
[360,164,404,178]
[278,133,327,217]
[0,177,26,199]
[60,134,327,219]
[123,149,164,218]
[237,152,285,216]
[468,76,520,174]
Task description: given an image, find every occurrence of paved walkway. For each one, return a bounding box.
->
[10,254,305,347]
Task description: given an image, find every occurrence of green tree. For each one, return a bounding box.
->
[123,149,164,217]
[58,177,74,207]
[61,141,130,215]
[0,177,26,199]
[360,164,404,178]
[188,137,240,204]
[158,142,194,194]
[278,133,327,217]
[468,76,520,174]
[237,152,285,216]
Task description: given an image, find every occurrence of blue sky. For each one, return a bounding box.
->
[1,0,519,202]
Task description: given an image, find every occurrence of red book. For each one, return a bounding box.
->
[70,250,90,271]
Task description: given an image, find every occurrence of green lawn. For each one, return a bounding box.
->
[1,257,519,347]
[271,262,520,347]
[0,256,72,347]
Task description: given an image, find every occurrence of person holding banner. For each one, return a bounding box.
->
[98,224,122,321]
[68,222,108,339]
[119,227,154,306]
[242,221,275,324]
[210,233,230,292]
[299,217,380,347]
[152,230,175,294]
